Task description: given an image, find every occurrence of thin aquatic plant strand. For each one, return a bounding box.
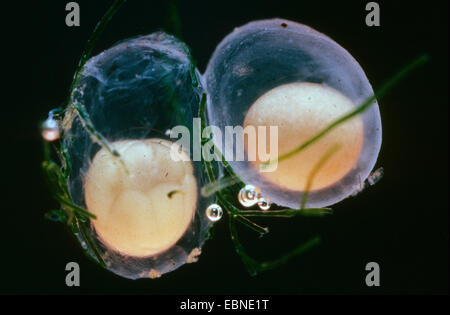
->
[66,0,127,111]
[300,144,341,209]
[262,54,430,169]
[42,1,127,270]
[228,215,321,276]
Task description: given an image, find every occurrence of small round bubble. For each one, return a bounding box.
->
[238,184,261,207]
[206,204,223,222]
[41,118,60,141]
[257,197,271,211]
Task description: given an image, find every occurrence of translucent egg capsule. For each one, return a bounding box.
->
[204,19,382,209]
[61,32,213,279]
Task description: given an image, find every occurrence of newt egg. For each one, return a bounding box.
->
[205,19,382,208]
[62,32,213,279]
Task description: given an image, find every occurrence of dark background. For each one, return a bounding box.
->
[1,0,448,295]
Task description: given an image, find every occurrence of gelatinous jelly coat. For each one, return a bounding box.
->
[204,19,382,209]
[62,32,213,279]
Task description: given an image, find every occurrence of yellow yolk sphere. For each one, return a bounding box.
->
[84,139,197,257]
[244,82,364,191]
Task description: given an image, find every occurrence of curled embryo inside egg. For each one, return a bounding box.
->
[85,139,197,258]
[244,82,364,191]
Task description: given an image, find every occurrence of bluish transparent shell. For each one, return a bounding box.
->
[62,32,213,279]
[204,19,382,209]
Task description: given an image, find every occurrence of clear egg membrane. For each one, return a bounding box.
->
[204,19,382,209]
[62,32,213,279]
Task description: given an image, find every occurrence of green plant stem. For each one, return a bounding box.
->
[66,0,127,110]
[263,54,430,169]
[73,103,119,157]
[300,144,341,209]
[75,216,106,268]
[200,175,240,197]
[165,0,182,39]
[236,208,333,217]
[229,215,321,276]
[55,195,96,219]
[200,93,269,235]
[199,93,243,184]
[258,236,321,272]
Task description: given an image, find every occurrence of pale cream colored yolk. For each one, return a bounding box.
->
[244,82,364,191]
[84,139,197,257]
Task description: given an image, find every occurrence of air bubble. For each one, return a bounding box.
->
[257,197,271,211]
[206,204,223,222]
[41,117,60,141]
[238,185,261,207]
